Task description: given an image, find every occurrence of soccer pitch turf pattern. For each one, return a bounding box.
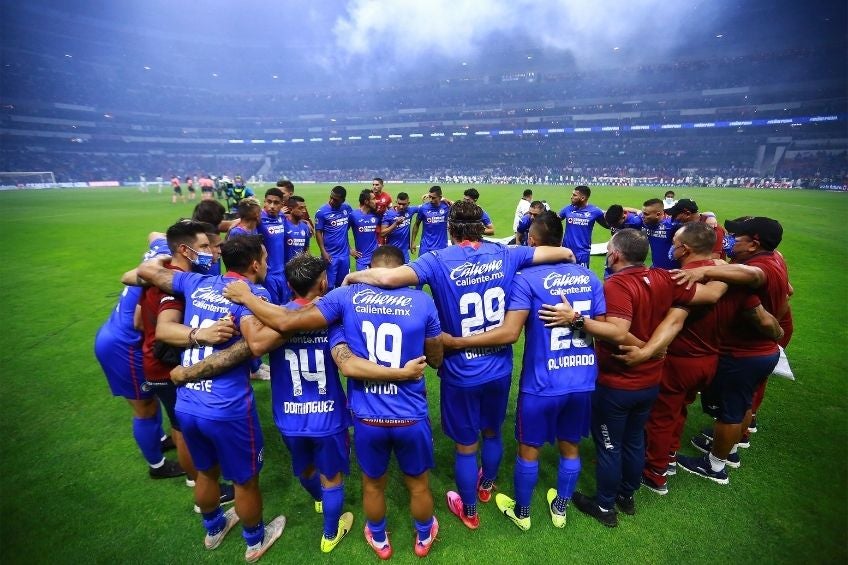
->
[0,184,845,563]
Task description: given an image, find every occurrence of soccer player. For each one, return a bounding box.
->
[666,199,726,259]
[170,252,429,554]
[558,185,607,268]
[603,204,643,236]
[344,201,576,530]
[442,211,605,530]
[372,177,392,245]
[411,186,450,256]
[200,174,215,200]
[222,245,444,559]
[640,198,679,269]
[462,188,495,235]
[513,189,533,233]
[315,186,354,289]
[186,176,196,201]
[380,192,419,263]
[539,229,725,526]
[515,200,544,245]
[171,175,185,204]
[228,199,261,239]
[136,235,286,562]
[671,217,789,484]
[282,196,311,263]
[94,284,177,477]
[257,188,288,304]
[350,189,379,271]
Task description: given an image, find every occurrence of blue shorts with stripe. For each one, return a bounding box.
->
[94,326,151,401]
[177,407,264,485]
[353,418,434,478]
[440,376,511,445]
[282,429,350,478]
[515,390,592,447]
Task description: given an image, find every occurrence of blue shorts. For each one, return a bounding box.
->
[149,380,181,432]
[515,391,591,447]
[574,252,590,269]
[353,418,434,478]
[326,255,350,289]
[264,272,288,305]
[177,408,265,485]
[701,352,779,424]
[94,326,151,401]
[440,376,511,445]
[282,430,350,478]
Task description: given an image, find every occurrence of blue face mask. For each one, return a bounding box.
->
[187,246,215,273]
[667,244,677,262]
[604,255,614,280]
[723,235,736,258]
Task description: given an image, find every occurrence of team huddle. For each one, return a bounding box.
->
[94,180,792,561]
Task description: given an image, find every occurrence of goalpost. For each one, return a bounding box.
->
[0,171,57,188]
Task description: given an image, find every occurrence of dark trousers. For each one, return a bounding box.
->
[591,384,659,509]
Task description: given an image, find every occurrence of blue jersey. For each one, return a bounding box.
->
[259,210,287,275]
[416,201,450,254]
[350,208,380,270]
[228,225,258,239]
[172,271,271,421]
[315,202,354,257]
[559,204,604,255]
[102,286,143,345]
[269,300,350,437]
[381,205,420,257]
[509,263,605,395]
[315,285,441,421]
[481,208,493,227]
[611,212,644,235]
[283,218,311,264]
[516,214,532,245]
[641,217,679,269]
[410,241,534,386]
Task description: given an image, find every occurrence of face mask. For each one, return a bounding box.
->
[667,245,677,262]
[723,235,736,258]
[604,255,614,280]
[187,246,214,273]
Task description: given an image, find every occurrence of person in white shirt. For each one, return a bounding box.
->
[513,189,534,233]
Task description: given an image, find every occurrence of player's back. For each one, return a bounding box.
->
[410,241,534,385]
[102,286,143,345]
[512,263,604,395]
[172,271,270,419]
[270,300,350,436]
[318,284,441,421]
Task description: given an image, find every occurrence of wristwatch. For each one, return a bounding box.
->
[569,313,585,331]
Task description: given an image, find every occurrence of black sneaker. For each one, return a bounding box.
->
[149,458,185,479]
[677,454,729,485]
[160,435,176,452]
[641,473,669,495]
[615,494,635,516]
[194,483,236,513]
[572,492,618,528]
[691,434,740,468]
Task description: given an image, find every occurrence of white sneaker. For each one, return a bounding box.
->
[244,515,286,562]
[204,508,240,550]
[250,364,271,381]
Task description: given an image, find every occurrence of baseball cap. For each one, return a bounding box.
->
[667,198,698,217]
[723,216,783,250]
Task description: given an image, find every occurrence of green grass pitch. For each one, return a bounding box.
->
[0,183,845,563]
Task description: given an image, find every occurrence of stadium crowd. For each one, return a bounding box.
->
[96,179,792,560]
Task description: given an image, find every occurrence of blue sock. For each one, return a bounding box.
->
[243,521,265,548]
[367,517,387,544]
[299,473,322,502]
[322,484,344,539]
[202,507,225,536]
[481,436,503,483]
[414,516,434,542]
[250,357,261,372]
[513,457,539,518]
[133,416,164,465]
[454,451,478,514]
[155,408,165,440]
[558,457,581,502]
